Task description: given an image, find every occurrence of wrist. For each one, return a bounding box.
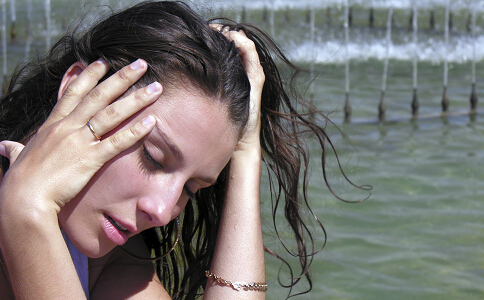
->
[0,196,58,235]
[0,179,59,237]
[231,144,261,163]
[229,149,261,181]
[226,146,262,208]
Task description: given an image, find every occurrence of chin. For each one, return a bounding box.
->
[66,232,116,259]
[82,243,117,259]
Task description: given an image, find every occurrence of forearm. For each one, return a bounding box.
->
[0,194,85,300]
[0,59,156,300]
[204,148,265,299]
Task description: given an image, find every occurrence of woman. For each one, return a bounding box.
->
[0,1,362,299]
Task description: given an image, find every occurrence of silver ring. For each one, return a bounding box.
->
[86,121,101,140]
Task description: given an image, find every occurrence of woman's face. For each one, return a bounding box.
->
[58,84,239,258]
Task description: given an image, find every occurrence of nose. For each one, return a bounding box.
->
[137,181,184,228]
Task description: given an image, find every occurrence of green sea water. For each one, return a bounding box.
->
[261,60,484,300]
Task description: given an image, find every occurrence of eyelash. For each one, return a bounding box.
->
[142,146,196,201]
[142,146,163,170]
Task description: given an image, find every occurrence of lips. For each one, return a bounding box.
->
[106,215,128,231]
[102,214,130,246]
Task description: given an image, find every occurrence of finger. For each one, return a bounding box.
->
[209,23,222,31]
[46,59,110,127]
[223,30,265,89]
[211,26,263,84]
[87,81,162,138]
[209,23,228,33]
[0,141,25,167]
[222,30,264,141]
[94,115,156,164]
[223,30,264,117]
[70,59,149,123]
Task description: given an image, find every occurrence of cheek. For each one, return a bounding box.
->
[96,150,146,198]
[73,147,143,209]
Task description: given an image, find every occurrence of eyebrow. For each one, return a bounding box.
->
[154,125,183,162]
[153,125,218,186]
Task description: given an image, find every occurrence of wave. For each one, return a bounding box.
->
[287,33,484,64]
[207,0,483,11]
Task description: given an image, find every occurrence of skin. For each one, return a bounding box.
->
[0,28,265,300]
[58,73,239,258]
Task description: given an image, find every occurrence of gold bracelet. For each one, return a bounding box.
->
[205,270,268,292]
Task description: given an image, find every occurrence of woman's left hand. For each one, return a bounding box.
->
[212,26,265,154]
[0,59,160,214]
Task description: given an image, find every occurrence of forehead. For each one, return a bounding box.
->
[144,83,239,171]
[153,83,235,133]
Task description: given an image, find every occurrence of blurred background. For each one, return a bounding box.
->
[1,0,483,299]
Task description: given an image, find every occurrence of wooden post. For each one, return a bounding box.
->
[429,10,435,30]
[344,92,351,121]
[379,91,386,121]
[442,86,449,112]
[369,8,374,28]
[411,88,419,116]
[470,83,478,111]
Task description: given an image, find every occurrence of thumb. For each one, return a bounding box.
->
[0,141,25,167]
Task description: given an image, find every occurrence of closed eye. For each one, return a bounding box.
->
[144,146,196,201]
[142,146,163,170]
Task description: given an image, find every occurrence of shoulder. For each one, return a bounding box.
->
[89,235,171,300]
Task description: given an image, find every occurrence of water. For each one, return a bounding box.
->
[304,117,484,300]
[1,1,484,299]
[259,58,484,299]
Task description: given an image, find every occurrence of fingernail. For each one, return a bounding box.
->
[146,82,161,94]
[95,58,107,65]
[0,144,5,157]
[130,59,146,70]
[142,116,155,126]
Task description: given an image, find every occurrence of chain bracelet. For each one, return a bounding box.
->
[205,270,268,292]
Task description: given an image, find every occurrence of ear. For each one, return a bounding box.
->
[57,62,85,101]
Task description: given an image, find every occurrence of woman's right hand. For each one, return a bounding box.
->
[0,58,161,215]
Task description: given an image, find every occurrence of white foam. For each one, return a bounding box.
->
[288,34,484,64]
[204,0,484,11]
